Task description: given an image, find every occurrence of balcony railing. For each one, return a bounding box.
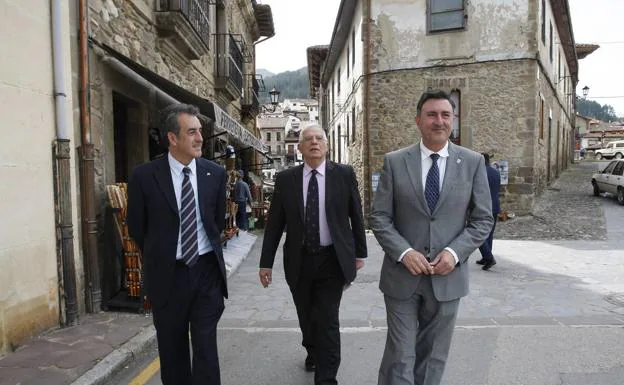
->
[157,0,211,49]
[242,74,261,118]
[215,33,244,97]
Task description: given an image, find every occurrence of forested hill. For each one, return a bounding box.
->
[576,98,621,122]
[258,67,309,102]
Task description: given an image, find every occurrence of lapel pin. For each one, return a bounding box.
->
[457,159,462,164]
[206,172,211,176]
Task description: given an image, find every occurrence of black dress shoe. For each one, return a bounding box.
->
[482,259,497,271]
[476,258,486,265]
[304,355,315,372]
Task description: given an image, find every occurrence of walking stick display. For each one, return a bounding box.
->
[106,183,150,312]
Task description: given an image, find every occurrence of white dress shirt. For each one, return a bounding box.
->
[399,141,459,264]
[303,160,332,246]
[168,153,213,259]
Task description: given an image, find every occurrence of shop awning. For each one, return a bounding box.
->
[209,103,266,153]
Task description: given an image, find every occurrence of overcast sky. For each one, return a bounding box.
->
[256,0,624,116]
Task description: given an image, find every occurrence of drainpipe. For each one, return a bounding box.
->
[363,0,372,218]
[51,0,78,326]
[78,0,101,313]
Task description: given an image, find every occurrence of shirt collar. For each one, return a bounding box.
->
[420,141,449,160]
[168,152,197,176]
[303,160,326,177]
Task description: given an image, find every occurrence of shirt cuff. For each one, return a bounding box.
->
[398,248,414,263]
[444,247,459,264]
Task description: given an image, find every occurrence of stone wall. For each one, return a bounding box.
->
[90,0,217,100]
[364,59,545,215]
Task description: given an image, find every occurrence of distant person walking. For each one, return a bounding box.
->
[476,153,501,271]
[234,171,253,231]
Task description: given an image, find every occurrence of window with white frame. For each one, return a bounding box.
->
[428,0,465,32]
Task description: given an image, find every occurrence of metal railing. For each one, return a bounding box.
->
[158,0,211,48]
[215,33,243,92]
[243,74,260,115]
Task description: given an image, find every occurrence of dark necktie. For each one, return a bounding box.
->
[180,167,199,266]
[425,153,440,212]
[304,169,320,253]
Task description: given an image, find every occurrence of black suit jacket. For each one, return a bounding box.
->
[260,161,367,288]
[127,155,228,309]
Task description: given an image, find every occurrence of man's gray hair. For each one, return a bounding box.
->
[160,103,201,147]
[298,123,328,143]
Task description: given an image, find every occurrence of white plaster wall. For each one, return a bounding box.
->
[536,0,573,113]
[327,1,364,164]
[371,0,533,70]
[0,0,79,347]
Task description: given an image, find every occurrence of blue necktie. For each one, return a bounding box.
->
[180,167,199,266]
[425,153,440,212]
[304,169,320,253]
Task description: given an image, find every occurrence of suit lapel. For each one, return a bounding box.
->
[435,143,461,213]
[405,145,428,212]
[153,156,178,215]
[196,159,209,221]
[293,165,304,223]
[324,161,335,221]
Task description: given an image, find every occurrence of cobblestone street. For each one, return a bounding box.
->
[496,161,609,240]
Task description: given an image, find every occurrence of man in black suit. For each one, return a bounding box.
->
[476,153,501,271]
[127,103,227,385]
[259,123,367,385]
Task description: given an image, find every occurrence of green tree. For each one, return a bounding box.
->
[576,98,620,122]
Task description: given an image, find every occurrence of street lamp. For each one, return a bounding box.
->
[582,85,590,98]
[269,87,280,105]
[263,87,281,113]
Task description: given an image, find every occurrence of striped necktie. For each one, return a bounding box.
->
[180,167,199,266]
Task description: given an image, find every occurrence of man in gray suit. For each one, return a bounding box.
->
[370,90,493,385]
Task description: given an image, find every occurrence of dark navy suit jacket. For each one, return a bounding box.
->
[486,164,501,215]
[127,155,227,309]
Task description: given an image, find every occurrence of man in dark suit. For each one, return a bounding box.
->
[127,103,227,385]
[259,123,367,385]
[476,153,501,271]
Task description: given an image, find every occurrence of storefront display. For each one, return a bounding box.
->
[105,183,150,313]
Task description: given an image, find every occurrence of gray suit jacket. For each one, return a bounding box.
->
[369,142,493,302]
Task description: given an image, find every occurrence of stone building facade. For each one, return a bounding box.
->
[308,0,588,216]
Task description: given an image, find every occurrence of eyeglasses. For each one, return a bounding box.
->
[301,134,325,142]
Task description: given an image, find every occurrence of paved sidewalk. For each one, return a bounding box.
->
[0,231,257,385]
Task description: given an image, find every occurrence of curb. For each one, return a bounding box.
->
[70,326,157,385]
[224,231,258,278]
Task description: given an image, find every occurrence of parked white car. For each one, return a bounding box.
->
[592,159,624,205]
[594,140,624,160]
